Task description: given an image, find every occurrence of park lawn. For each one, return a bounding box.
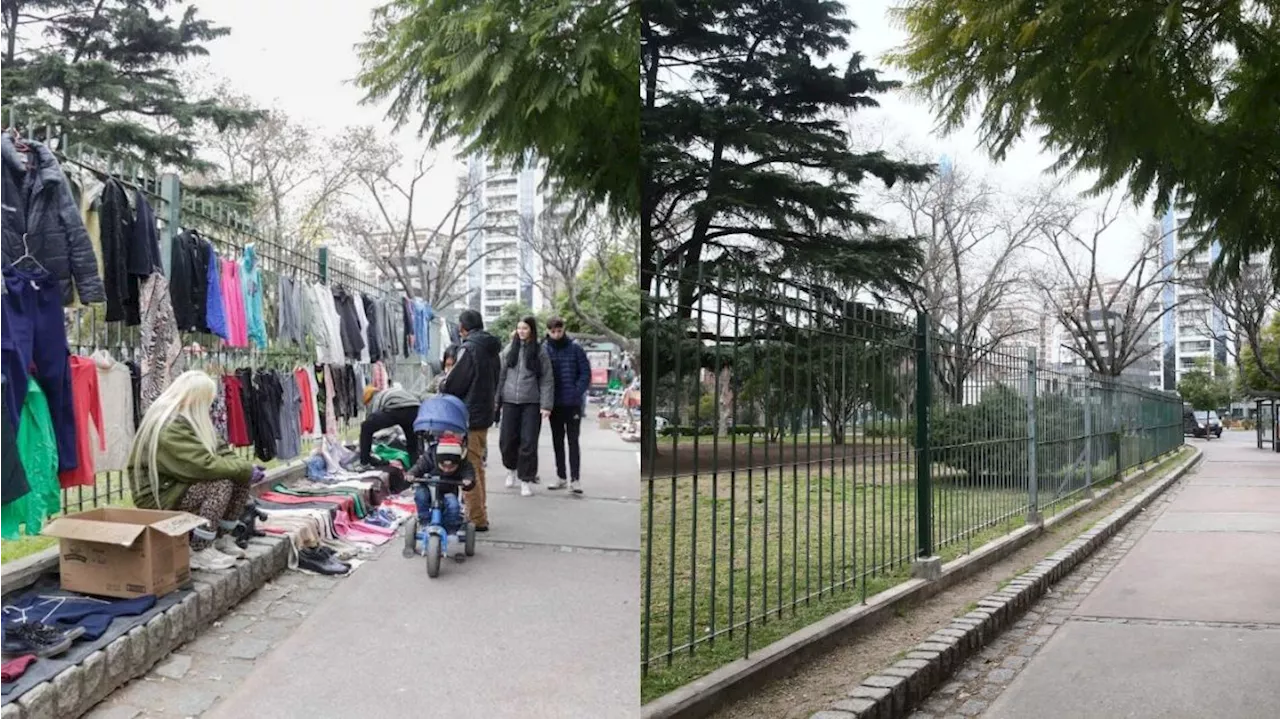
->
[639,445,1191,701]
[640,463,1032,701]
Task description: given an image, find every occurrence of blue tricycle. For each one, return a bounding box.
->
[401,395,477,578]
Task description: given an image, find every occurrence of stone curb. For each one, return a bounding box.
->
[812,448,1203,719]
[1,535,291,719]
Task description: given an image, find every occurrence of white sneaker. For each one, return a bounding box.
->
[570,480,582,495]
[520,481,533,497]
[190,547,236,571]
[505,470,518,489]
[214,536,245,559]
[547,478,566,490]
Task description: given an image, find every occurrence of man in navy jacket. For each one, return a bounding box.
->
[543,317,592,493]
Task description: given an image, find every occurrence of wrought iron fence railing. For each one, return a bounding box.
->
[640,259,1184,689]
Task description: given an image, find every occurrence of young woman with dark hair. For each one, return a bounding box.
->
[496,316,554,496]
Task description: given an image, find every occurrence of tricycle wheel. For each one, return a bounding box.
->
[425,534,442,578]
[402,517,420,558]
[465,522,476,556]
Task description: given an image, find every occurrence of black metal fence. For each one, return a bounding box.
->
[639,260,1184,688]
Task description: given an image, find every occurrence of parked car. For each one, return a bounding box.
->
[1183,408,1208,439]
[1204,410,1223,438]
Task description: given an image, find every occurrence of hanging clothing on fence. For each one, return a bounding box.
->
[251,369,284,462]
[352,292,372,363]
[241,244,268,349]
[447,320,461,347]
[220,258,248,347]
[1,135,106,306]
[169,229,210,333]
[205,240,228,340]
[210,371,229,440]
[1,376,29,505]
[1,380,60,538]
[362,294,382,362]
[138,272,181,415]
[402,297,414,358]
[295,367,317,436]
[412,299,435,358]
[2,266,79,473]
[223,373,251,447]
[278,275,304,346]
[91,350,135,473]
[313,364,329,436]
[309,283,345,364]
[130,190,164,283]
[383,299,399,358]
[97,178,137,323]
[332,288,365,361]
[57,355,106,489]
[126,359,142,429]
[77,175,106,283]
[276,370,303,460]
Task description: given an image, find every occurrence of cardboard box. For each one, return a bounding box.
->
[42,508,207,599]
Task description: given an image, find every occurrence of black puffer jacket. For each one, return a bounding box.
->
[440,330,503,429]
[1,134,105,305]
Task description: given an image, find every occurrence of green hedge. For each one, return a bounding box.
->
[862,419,915,439]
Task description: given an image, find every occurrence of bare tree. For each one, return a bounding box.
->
[1185,260,1280,389]
[522,209,639,355]
[1036,199,1182,378]
[885,161,1060,400]
[194,81,359,245]
[333,141,500,310]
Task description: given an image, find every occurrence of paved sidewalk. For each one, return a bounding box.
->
[971,433,1280,719]
[87,420,640,719]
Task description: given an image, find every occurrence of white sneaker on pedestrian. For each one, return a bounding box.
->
[190,547,236,571]
[570,479,582,495]
[547,478,566,490]
[505,470,518,489]
[521,481,533,497]
[214,536,245,559]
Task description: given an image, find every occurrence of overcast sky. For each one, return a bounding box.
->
[197,0,459,226]
[191,0,1148,276]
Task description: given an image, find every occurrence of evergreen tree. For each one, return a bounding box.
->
[1,0,260,176]
[640,0,930,302]
[356,0,639,218]
[890,0,1280,287]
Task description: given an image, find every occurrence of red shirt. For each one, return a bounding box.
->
[58,355,107,489]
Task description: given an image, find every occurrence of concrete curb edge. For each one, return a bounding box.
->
[812,447,1203,719]
[641,447,1202,719]
[1,535,292,719]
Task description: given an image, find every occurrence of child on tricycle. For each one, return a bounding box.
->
[402,396,478,577]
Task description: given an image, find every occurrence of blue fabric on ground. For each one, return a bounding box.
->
[2,592,156,640]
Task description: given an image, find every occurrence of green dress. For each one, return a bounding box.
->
[1,380,61,538]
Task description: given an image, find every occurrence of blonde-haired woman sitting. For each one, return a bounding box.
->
[128,370,264,571]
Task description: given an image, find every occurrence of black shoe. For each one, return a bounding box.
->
[298,548,350,575]
[474,525,489,532]
[2,622,82,658]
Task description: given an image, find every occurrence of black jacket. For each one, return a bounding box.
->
[1,135,105,305]
[407,451,476,496]
[440,330,503,430]
[333,288,366,360]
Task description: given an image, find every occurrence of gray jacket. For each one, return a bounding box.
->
[497,341,555,410]
[1,135,105,305]
[369,387,421,414]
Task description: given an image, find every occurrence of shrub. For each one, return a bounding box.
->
[862,419,915,439]
[931,385,1085,485]
[659,425,717,437]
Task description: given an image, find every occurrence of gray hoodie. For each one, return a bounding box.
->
[368,386,421,414]
[497,341,555,410]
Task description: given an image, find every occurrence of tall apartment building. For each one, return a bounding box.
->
[1160,207,1228,390]
[462,153,570,324]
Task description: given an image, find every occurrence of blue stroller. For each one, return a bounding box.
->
[402,395,477,577]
